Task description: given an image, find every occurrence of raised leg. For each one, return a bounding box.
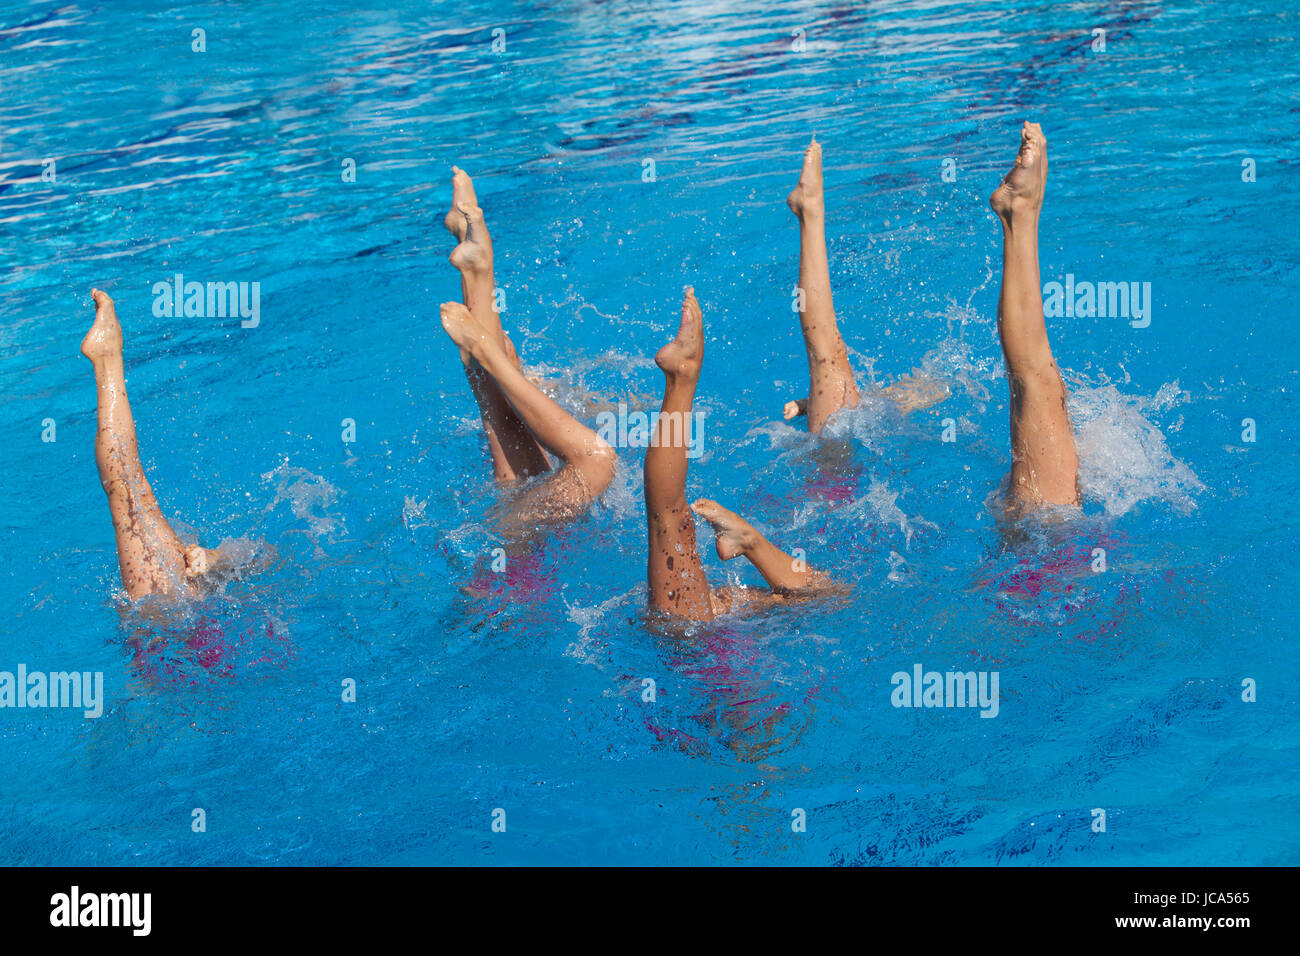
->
[444,166,503,346]
[82,290,211,599]
[988,122,1080,509]
[440,301,616,529]
[445,168,550,482]
[643,289,715,621]
[786,137,859,432]
[691,499,832,594]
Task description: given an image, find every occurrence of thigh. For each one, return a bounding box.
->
[498,463,594,533]
[1008,371,1080,506]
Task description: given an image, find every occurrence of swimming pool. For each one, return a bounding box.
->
[1,0,1297,865]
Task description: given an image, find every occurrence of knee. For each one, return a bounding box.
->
[1008,361,1064,397]
[578,438,617,495]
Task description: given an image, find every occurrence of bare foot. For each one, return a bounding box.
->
[182,545,211,580]
[881,371,951,414]
[182,545,230,587]
[786,136,824,220]
[989,121,1047,223]
[782,397,808,421]
[80,289,123,362]
[443,166,479,241]
[502,332,523,372]
[690,498,758,560]
[502,331,547,385]
[654,287,704,381]
[449,202,493,276]
[440,301,494,365]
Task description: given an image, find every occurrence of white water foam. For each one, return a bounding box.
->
[1069,380,1205,516]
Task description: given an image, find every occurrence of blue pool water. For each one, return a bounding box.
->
[2,0,1297,865]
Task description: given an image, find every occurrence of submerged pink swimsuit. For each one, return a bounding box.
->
[644,624,816,753]
[465,525,573,605]
[465,549,558,604]
[978,529,1131,638]
[997,543,1091,600]
[809,470,859,505]
[130,615,290,687]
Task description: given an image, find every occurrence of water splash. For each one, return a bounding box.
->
[1070,381,1205,516]
[261,461,344,540]
[863,476,939,550]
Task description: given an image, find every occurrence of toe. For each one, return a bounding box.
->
[689,498,716,519]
